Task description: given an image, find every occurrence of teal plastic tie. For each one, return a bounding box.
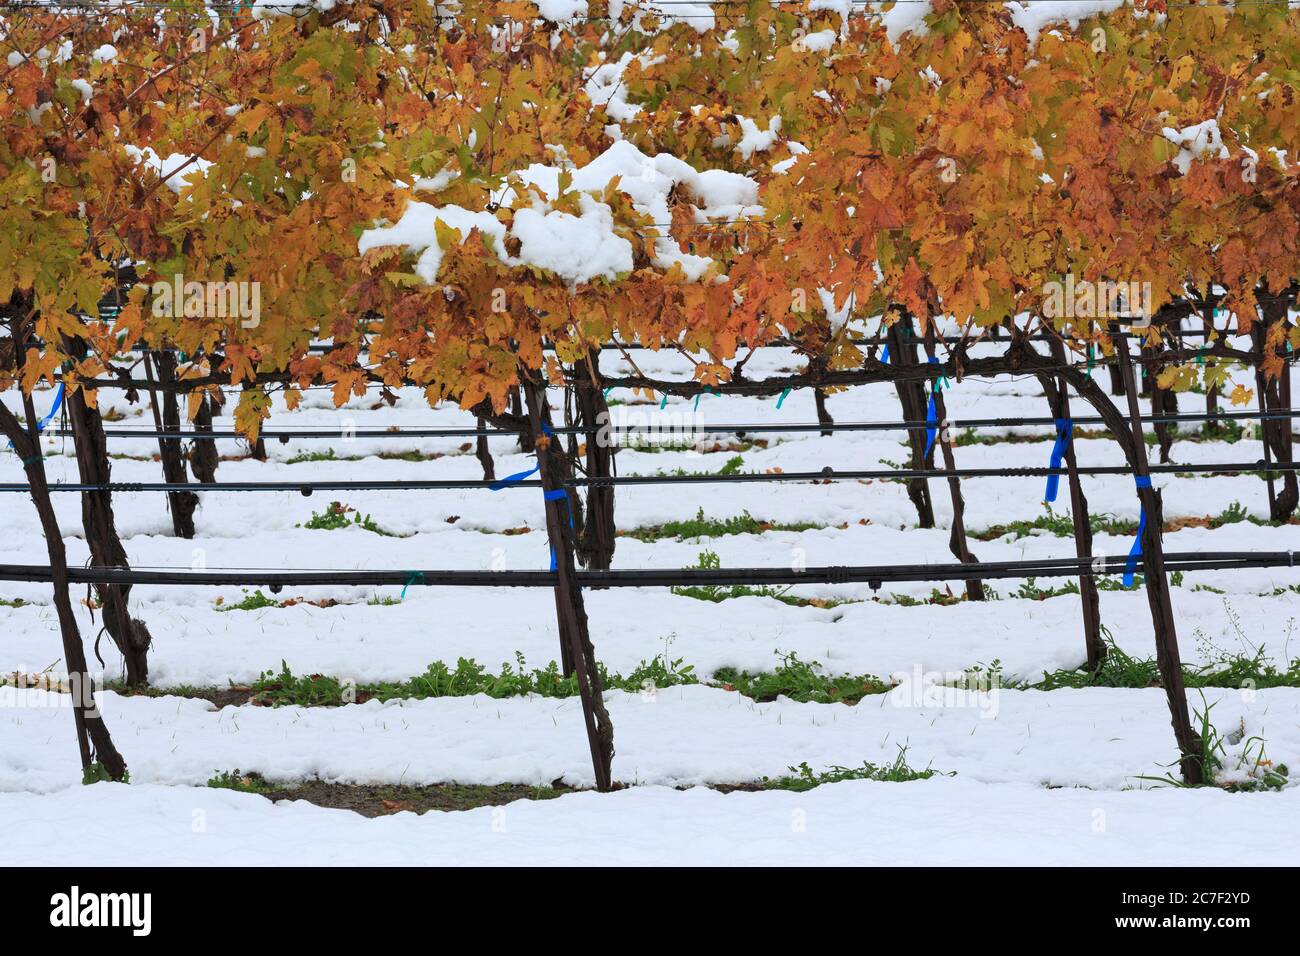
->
[400,572,424,600]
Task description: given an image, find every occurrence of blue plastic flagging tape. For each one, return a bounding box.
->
[1123,475,1154,587]
[923,357,943,458]
[1044,418,1072,502]
[486,420,572,571]
[6,383,64,456]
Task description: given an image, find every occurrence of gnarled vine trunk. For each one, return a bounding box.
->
[65,383,155,686]
[1017,335,1204,783]
[146,352,199,538]
[522,374,614,790]
[190,391,220,484]
[887,314,935,528]
[0,339,127,779]
[474,415,495,482]
[574,350,616,571]
[1253,295,1297,523]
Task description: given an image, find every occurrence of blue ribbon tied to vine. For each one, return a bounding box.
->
[6,382,65,460]
[1123,475,1154,587]
[923,357,947,459]
[1043,418,1072,503]
[488,421,572,571]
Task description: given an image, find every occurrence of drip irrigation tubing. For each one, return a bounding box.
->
[29,407,1300,442]
[0,551,1293,590]
[3,460,1300,494]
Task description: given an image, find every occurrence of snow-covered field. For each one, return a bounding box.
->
[3,342,1300,866]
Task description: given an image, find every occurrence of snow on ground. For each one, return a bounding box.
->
[2,338,1299,864]
[4,684,1298,793]
[6,777,1298,866]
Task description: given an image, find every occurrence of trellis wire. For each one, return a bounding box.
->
[28,406,1300,442]
[0,551,1293,591]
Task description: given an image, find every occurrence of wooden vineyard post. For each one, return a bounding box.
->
[1112,327,1205,784]
[1106,342,1126,397]
[1201,306,1222,437]
[574,349,617,571]
[1040,337,1105,667]
[510,387,534,453]
[1251,324,1278,519]
[1145,338,1177,465]
[1252,294,1298,522]
[522,374,615,791]
[886,314,935,528]
[145,351,200,537]
[921,333,983,601]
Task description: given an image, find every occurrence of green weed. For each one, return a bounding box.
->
[299,501,396,536]
[207,769,277,794]
[217,589,281,612]
[712,650,891,704]
[625,507,824,543]
[1136,695,1290,792]
[762,746,950,791]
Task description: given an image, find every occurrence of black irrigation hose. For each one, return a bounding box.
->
[3,460,1300,493]
[32,407,1300,442]
[0,551,1293,590]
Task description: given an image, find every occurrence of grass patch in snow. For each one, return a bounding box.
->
[671,549,860,608]
[974,501,1283,543]
[213,590,347,612]
[623,507,827,543]
[247,647,700,707]
[1030,617,1300,691]
[221,647,891,709]
[1136,695,1290,792]
[886,585,981,606]
[207,769,278,794]
[299,501,401,536]
[938,420,1293,449]
[972,506,1133,542]
[285,449,351,464]
[762,747,950,792]
[82,762,128,785]
[654,453,746,478]
[1258,583,1300,597]
[712,651,891,704]
[216,589,282,612]
[621,438,765,455]
[0,596,32,608]
[884,575,1144,606]
[378,449,446,462]
[285,449,449,464]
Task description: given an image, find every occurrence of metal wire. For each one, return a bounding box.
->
[29,406,1300,442]
[0,550,1292,590]
[3,459,1299,493]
